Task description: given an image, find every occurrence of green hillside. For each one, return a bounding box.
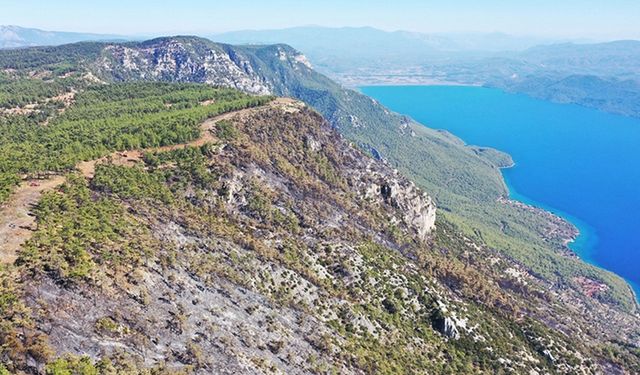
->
[0,39,638,374]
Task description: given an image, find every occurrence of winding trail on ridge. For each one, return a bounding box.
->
[0,97,300,264]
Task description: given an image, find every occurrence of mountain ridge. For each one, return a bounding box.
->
[0,36,639,373]
[5,25,639,118]
[1,38,636,306]
[214,26,640,119]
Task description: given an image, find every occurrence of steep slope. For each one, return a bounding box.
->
[1,83,635,374]
[0,38,636,309]
[85,37,637,309]
[216,28,640,119]
[89,37,510,200]
[0,39,639,373]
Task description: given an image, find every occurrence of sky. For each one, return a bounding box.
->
[2,0,640,40]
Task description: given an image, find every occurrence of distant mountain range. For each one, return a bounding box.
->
[0,25,125,48]
[2,24,639,118]
[215,26,640,118]
[449,41,640,118]
[212,26,573,74]
[214,26,569,52]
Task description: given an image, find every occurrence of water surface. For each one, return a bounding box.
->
[361,85,640,295]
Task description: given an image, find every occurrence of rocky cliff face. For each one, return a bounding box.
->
[353,160,436,241]
[93,38,440,240]
[90,37,379,134]
[93,38,441,241]
[1,38,639,373]
[6,100,446,374]
[97,41,268,94]
[94,37,315,97]
[3,99,607,374]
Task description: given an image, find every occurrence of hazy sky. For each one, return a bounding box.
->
[3,0,640,39]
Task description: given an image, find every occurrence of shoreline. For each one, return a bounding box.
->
[495,194,580,254]
[499,163,640,302]
[341,77,482,89]
[499,162,595,260]
[360,84,640,303]
[349,81,481,87]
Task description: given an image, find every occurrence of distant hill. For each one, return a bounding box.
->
[216,26,640,118]
[214,26,562,53]
[479,41,640,117]
[0,25,125,48]
[516,40,640,79]
[214,26,447,73]
[213,26,564,74]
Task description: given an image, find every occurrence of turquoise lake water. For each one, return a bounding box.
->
[360,85,640,296]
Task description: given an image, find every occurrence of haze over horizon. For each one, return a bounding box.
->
[3,0,640,41]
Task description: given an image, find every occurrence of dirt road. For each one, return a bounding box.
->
[0,98,299,264]
[0,176,66,263]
